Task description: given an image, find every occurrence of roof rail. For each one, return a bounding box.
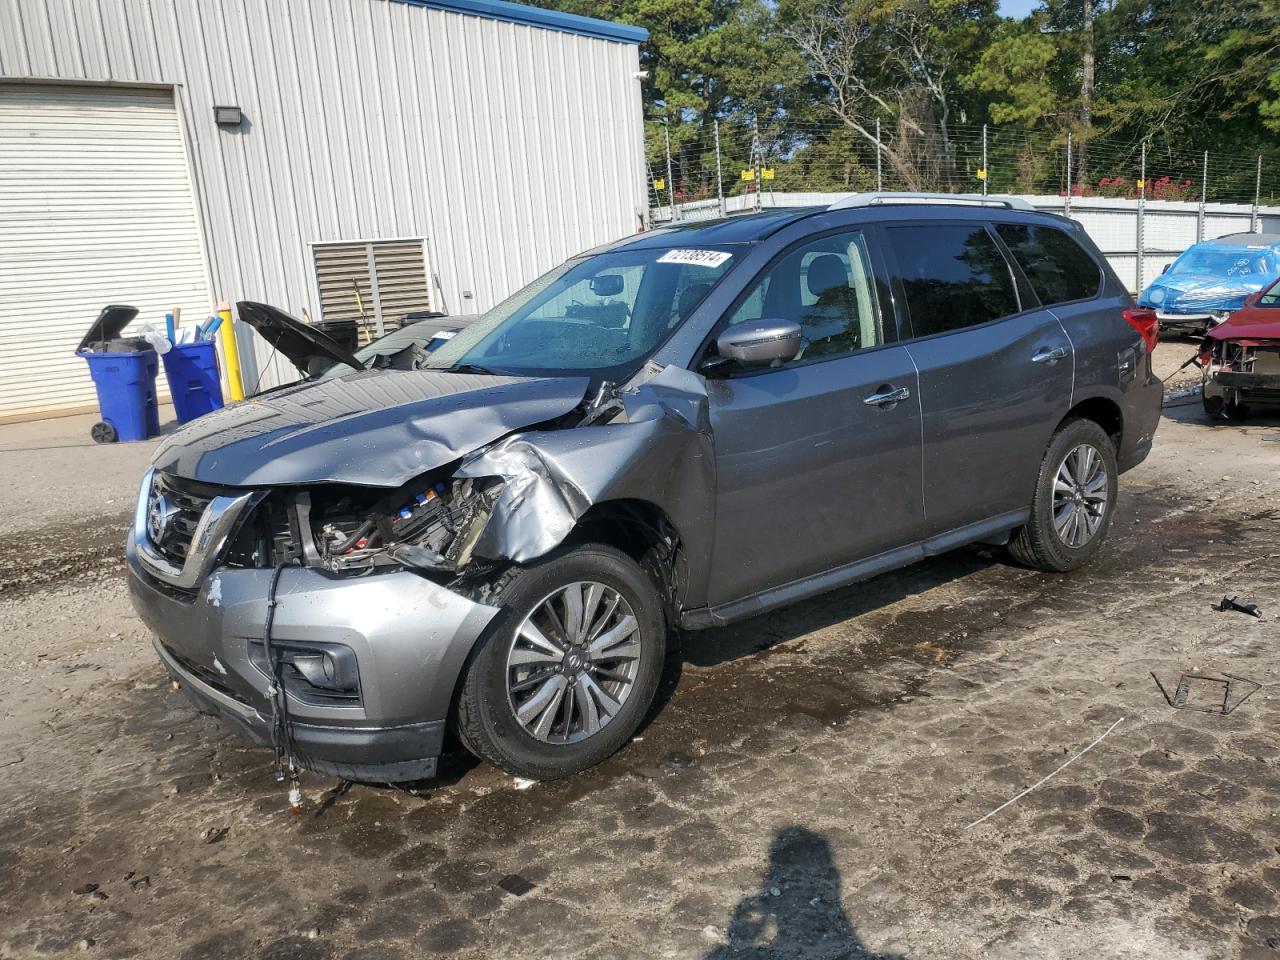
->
[828,192,1037,212]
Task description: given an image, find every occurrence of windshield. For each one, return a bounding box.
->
[1168,246,1274,279]
[423,245,739,379]
[1258,279,1280,307]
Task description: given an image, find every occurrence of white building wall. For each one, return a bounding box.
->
[0,0,648,390]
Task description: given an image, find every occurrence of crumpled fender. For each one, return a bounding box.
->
[455,364,715,577]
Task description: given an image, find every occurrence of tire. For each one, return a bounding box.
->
[455,543,666,780]
[1008,419,1119,572]
[91,421,118,444]
[1202,392,1250,422]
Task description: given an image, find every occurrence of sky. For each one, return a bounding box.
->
[999,0,1042,17]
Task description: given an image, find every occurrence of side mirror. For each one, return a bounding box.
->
[714,319,802,368]
[590,274,624,297]
[1161,263,1170,275]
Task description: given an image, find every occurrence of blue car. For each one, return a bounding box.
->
[1138,233,1280,336]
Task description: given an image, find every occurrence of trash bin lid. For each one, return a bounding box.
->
[77,305,139,352]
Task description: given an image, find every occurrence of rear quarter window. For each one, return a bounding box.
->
[996,223,1102,305]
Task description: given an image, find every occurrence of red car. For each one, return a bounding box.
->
[1200,279,1280,420]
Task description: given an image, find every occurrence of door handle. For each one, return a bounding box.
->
[863,385,911,406]
[1032,346,1068,364]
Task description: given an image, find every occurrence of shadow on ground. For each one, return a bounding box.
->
[705,826,903,960]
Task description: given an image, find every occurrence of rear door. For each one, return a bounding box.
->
[704,228,925,606]
[880,220,1074,538]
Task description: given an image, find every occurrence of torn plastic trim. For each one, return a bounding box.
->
[452,364,715,575]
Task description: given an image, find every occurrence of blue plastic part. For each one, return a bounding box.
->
[82,350,160,442]
[390,0,647,43]
[164,312,176,343]
[161,341,225,425]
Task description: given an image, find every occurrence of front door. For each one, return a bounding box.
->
[704,229,925,607]
[880,221,1075,536]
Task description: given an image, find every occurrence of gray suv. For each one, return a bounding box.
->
[127,196,1162,783]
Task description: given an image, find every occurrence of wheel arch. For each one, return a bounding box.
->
[562,498,687,625]
[1058,394,1123,450]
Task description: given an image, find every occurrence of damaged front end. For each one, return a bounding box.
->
[127,362,713,783]
[250,363,712,587]
[1200,334,1280,414]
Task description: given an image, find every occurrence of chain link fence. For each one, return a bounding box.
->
[644,120,1280,293]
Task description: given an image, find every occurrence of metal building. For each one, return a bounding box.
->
[0,0,648,422]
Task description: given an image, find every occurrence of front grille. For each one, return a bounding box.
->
[149,474,214,567]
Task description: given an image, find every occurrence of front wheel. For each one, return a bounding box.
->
[1008,419,1118,572]
[1202,392,1249,422]
[455,544,665,780]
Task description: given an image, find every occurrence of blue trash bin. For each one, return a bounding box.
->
[161,340,224,424]
[77,305,161,443]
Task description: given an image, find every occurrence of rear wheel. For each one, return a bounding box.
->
[456,543,665,780]
[90,421,117,444]
[1008,419,1118,572]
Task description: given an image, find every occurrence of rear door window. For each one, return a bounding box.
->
[996,223,1102,305]
[884,224,1020,337]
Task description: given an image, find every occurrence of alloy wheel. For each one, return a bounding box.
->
[1052,442,1109,548]
[505,581,642,744]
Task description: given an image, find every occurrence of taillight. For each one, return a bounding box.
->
[1123,307,1159,352]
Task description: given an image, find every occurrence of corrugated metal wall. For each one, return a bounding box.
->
[0,0,648,393]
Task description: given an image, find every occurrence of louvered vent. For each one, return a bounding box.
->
[312,239,432,344]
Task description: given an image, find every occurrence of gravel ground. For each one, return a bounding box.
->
[2,344,1279,960]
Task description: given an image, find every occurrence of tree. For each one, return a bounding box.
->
[779,0,999,190]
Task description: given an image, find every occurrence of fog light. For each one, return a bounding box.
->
[289,649,357,693]
[248,640,361,703]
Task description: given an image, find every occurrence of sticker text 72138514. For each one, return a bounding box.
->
[656,249,733,269]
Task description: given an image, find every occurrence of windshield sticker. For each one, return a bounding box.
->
[657,249,733,269]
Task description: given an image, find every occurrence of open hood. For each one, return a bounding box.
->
[236,301,364,376]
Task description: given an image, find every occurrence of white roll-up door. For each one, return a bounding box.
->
[0,83,211,422]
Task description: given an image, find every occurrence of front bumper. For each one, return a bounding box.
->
[127,538,500,782]
[1204,370,1280,405]
[1155,311,1216,335]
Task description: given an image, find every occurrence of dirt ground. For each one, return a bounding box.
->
[3,341,1279,960]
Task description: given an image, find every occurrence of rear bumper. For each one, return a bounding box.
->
[128,539,500,782]
[1118,372,1163,473]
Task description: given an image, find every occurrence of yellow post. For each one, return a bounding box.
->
[216,301,244,401]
